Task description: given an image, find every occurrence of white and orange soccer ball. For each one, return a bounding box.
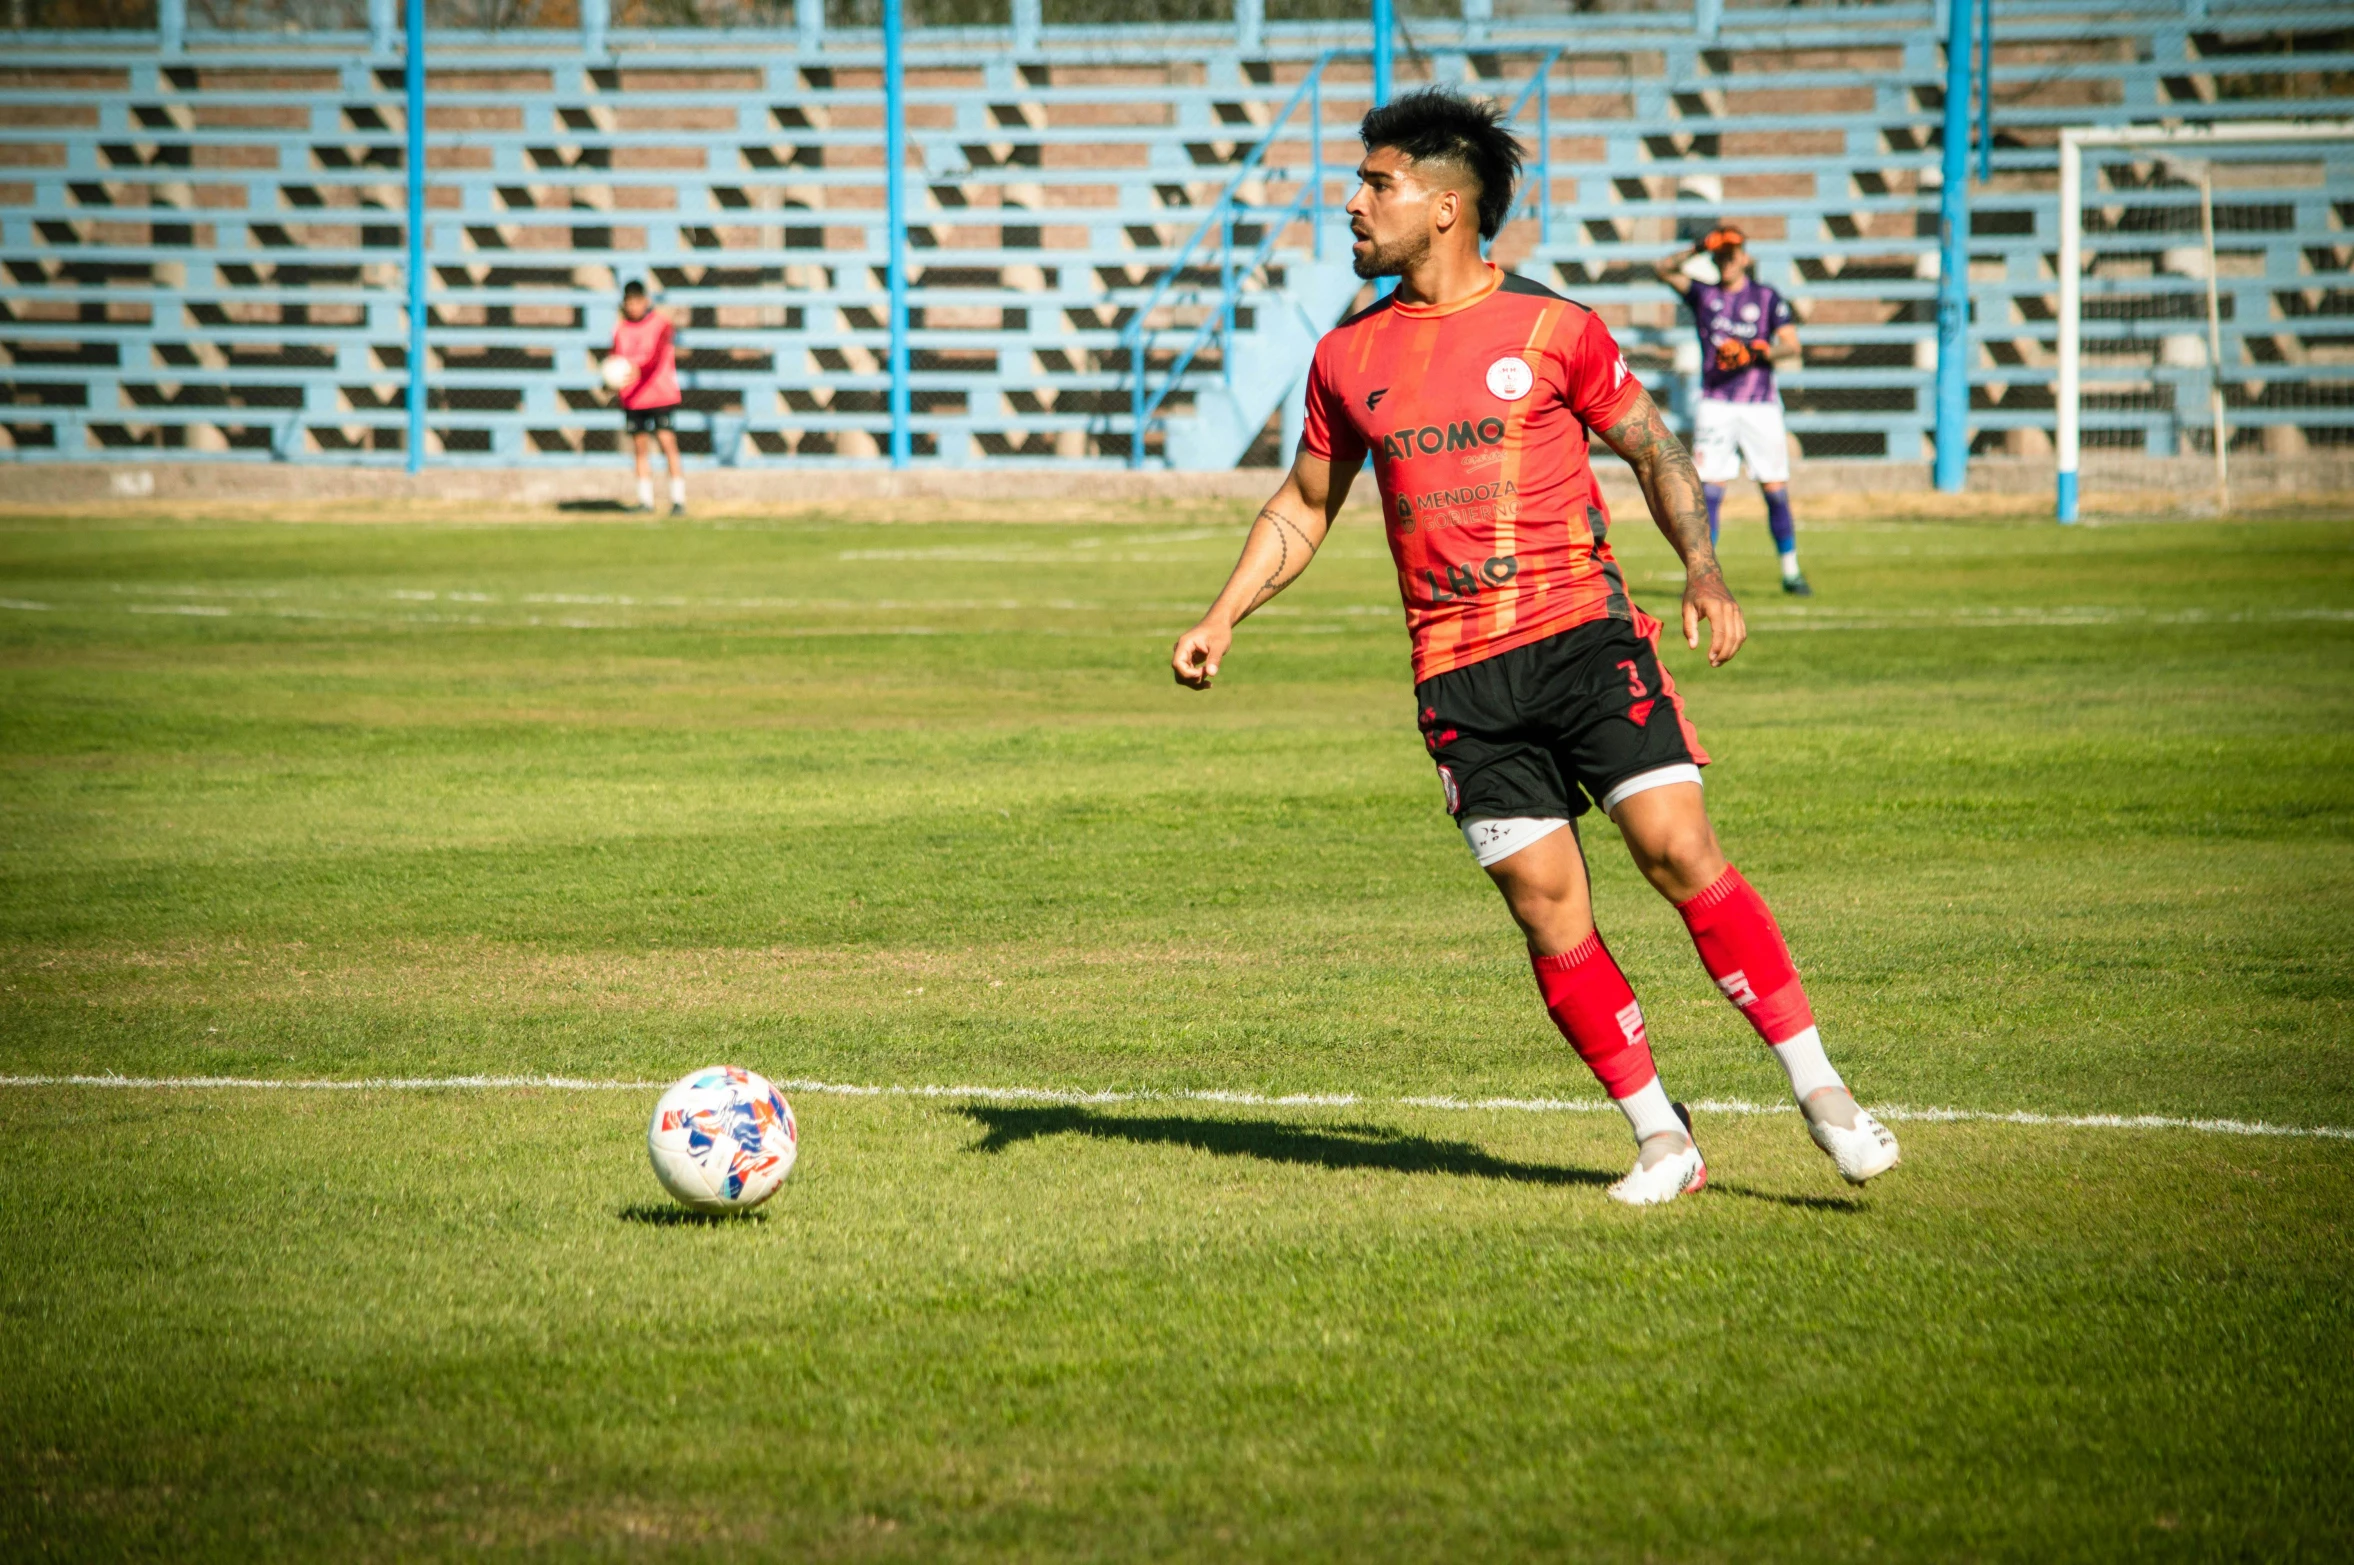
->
[646,1066,798,1213]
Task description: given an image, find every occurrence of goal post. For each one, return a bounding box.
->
[2056,119,2354,523]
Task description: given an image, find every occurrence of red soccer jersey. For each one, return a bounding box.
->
[1301,266,1648,683]
[611,310,680,410]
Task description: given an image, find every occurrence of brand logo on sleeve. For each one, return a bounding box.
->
[1485,356,1534,402]
[1366,387,1390,411]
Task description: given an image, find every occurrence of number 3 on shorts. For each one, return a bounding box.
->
[1616,659,1648,699]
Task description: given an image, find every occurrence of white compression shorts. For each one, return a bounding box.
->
[1691,398,1791,484]
[1460,816,1569,868]
[1459,764,1705,867]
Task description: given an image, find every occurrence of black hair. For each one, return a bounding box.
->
[1357,88,1523,242]
[621,279,647,298]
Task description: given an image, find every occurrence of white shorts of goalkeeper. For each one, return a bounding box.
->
[1691,398,1792,485]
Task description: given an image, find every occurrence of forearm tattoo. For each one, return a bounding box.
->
[1246,505,1322,611]
[1601,401,1719,581]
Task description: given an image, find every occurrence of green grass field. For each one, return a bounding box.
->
[2,497,2350,1560]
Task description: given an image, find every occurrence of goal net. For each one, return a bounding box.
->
[2056,121,2354,520]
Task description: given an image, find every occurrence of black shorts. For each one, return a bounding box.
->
[1416,614,1708,823]
[624,404,677,435]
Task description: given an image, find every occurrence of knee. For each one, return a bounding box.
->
[1495,871,1592,953]
[1506,880,1584,942]
[1631,820,1726,901]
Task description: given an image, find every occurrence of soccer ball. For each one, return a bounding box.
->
[646,1066,798,1213]
[600,353,635,391]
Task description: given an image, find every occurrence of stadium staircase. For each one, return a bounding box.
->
[2,1,2350,471]
[1119,52,1368,469]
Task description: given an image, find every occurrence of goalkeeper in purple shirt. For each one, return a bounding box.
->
[1654,225,1810,596]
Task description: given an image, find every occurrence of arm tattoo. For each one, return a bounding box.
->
[1600,400,1719,579]
[1246,505,1321,611]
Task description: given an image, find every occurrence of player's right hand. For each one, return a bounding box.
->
[1171,618,1232,690]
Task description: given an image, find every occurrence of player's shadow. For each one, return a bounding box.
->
[959,1106,1868,1210]
[616,1202,767,1226]
[556,498,634,512]
[1700,1180,1864,1213]
[958,1104,1614,1189]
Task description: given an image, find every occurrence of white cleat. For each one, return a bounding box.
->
[1607,1129,1707,1207]
[1809,1107,1901,1185]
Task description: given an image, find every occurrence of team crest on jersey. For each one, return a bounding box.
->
[1484,356,1534,402]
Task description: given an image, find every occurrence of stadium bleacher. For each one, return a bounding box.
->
[2,0,2349,473]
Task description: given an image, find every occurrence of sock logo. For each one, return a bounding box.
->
[1714,971,1758,1008]
[1615,1001,1648,1049]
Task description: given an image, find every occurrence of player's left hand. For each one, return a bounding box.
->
[1683,567,1746,667]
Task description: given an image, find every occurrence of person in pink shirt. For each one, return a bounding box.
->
[611,280,685,515]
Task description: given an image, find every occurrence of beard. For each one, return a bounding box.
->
[1351,227,1428,280]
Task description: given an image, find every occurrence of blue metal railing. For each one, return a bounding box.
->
[403,0,425,473]
[1496,45,1564,246]
[1121,49,1355,469]
[884,0,911,469]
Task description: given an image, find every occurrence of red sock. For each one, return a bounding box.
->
[1676,866,1815,1046]
[1531,932,1658,1099]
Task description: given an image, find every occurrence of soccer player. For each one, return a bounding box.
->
[1169,91,1897,1204]
[1653,225,1809,595]
[611,279,686,516]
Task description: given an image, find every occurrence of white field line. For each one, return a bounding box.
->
[1,1074,2348,1142]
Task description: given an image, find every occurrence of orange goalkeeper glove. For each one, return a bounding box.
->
[1713,337,1766,372]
